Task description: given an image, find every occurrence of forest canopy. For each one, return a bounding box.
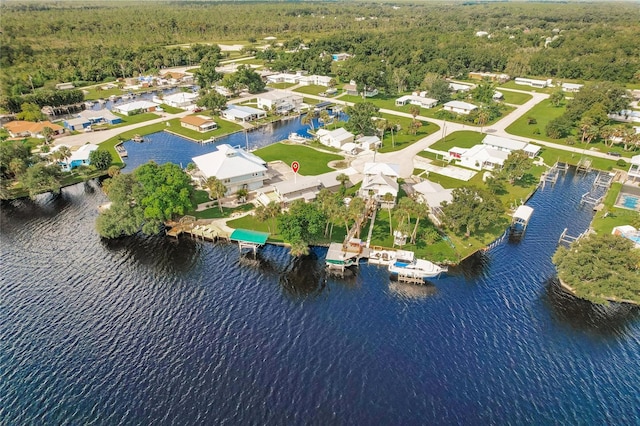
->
[1,1,639,101]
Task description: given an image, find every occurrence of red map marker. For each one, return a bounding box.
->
[291,161,300,174]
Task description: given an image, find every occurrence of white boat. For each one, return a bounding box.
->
[388,250,447,280]
[288,132,309,143]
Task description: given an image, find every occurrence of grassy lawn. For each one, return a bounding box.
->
[294,85,339,96]
[428,130,485,151]
[537,145,619,172]
[158,104,184,114]
[505,100,567,143]
[112,112,159,127]
[302,97,320,105]
[163,117,243,140]
[83,86,123,100]
[192,190,210,205]
[377,112,439,153]
[191,203,254,220]
[253,143,343,175]
[501,90,533,105]
[267,82,296,90]
[591,182,640,234]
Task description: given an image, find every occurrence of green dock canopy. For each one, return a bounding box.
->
[230,229,269,245]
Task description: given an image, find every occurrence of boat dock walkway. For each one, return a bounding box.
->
[166,216,230,241]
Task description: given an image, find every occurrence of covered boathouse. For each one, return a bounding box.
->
[230,229,270,257]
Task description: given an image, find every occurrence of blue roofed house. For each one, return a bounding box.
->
[55,144,99,172]
[64,109,122,131]
[192,144,268,195]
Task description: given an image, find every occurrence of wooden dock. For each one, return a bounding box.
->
[576,157,592,173]
[165,216,230,241]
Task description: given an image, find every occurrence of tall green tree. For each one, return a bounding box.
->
[89,150,113,170]
[20,163,61,198]
[344,102,379,136]
[278,200,326,256]
[553,233,640,305]
[441,187,505,237]
[205,176,227,213]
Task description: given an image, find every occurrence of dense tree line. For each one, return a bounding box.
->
[1,2,639,102]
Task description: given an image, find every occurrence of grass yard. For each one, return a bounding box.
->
[377,112,439,153]
[500,90,533,105]
[590,182,640,234]
[158,104,184,114]
[253,143,344,175]
[191,203,254,220]
[498,80,556,94]
[505,101,567,143]
[267,82,297,90]
[83,86,124,100]
[294,85,326,96]
[428,130,485,151]
[112,112,159,127]
[537,145,619,172]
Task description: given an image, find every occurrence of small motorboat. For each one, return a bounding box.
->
[388,250,447,280]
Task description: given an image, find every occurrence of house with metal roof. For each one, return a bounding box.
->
[221,105,267,122]
[256,90,303,114]
[192,144,267,195]
[159,92,199,109]
[443,101,478,115]
[359,162,400,204]
[482,135,540,158]
[112,100,159,116]
[316,127,355,148]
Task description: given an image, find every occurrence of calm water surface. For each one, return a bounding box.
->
[1,170,639,425]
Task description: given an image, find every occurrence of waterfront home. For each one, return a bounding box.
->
[363,88,379,98]
[469,72,510,83]
[454,145,508,171]
[608,110,640,124]
[256,90,303,114]
[158,92,199,109]
[493,91,504,100]
[443,101,478,115]
[221,105,267,122]
[482,135,540,158]
[612,225,640,248]
[561,83,583,93]
[192,144,268,195]
[112,100,159,116]
[180,115,217,133]
[63,109,122,131]
[412,180,453,225]
[514,77,552,88]
[259,169,357,207]
[316,128,355,149]
[54,143,98,172]
[629,155,640,182]
[359,162,400,204]
[395,95,438,109]
[3,120,65,138]
[331,53,352,61]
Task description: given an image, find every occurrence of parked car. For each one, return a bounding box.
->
[607,151,622,157]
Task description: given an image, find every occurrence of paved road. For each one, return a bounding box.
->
[54,83,616,175]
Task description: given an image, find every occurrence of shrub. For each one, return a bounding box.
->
[616,159,627,167]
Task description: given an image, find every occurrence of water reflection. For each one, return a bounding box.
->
[542,277,640,338]
[389,280,438,300]
[279,249,327,298]
[448,250,491,281]
[101,233,202,274]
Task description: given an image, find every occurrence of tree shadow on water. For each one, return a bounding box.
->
[447,250,491,281]
[542,277,640,338]
[279,249,328,299]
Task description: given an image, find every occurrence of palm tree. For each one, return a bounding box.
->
[265,201,280,234]
[382,192,395,236]
[58,146,72,165]
[319,110,331,128]
[301,110,315,132]
[205,176,227,212]
[236,188,248,203]
[410,200,429,244]
[476,107,490,134]
[335,173,349,195]
[41,127,54,145]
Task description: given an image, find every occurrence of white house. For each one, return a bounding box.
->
[356,135,382,151]
[192,144,268,195]
[413,180,453,209]
[456,145,509,171]
[514,77,552,88]
[629,155,640,182]
[159,92,199,109]
[493,91,504,100]
[266,73,302,85]
[443,101,478,115]
[221,105,267,122]
[561,83,583,93]
[299,75,333,87]
[469,72,510,83]
[359,162,400,203]
[482,134,540,158]
[256,90,303,114]
[112,100,159,116]
[316,128,355,148]
[449,82,473,92]
[395,95,438,109]
[259,168,357,206]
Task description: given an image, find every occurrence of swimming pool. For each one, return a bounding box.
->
[620,194,640,210]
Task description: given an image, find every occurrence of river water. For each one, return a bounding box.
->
[1,167,639,424]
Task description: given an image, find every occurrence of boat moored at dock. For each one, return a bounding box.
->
[388,250,447,281]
